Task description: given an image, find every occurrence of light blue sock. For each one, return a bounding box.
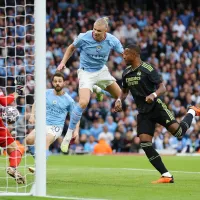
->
[101,90,112,97]
[29,146,35,158]
[46,149,50,160]
[69,104,84,130]
[29,147,49,160]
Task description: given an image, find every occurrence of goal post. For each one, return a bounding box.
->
[34,0,46,197]
[0,0,46,197]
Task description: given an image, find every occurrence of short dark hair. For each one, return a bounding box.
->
[126,44,141,55]
[52,71,65,81]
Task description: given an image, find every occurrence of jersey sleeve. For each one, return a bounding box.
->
[148,69,162,84]
[113,36,124,54]
[73,33,84,48]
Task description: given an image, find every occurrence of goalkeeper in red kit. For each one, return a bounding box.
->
[0,77,25,184]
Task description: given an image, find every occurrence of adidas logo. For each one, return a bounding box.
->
[166,120,170,124]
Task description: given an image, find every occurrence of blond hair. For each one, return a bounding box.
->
[94,16,109,29]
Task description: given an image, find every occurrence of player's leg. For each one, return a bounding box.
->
[29,126,62,173]
[61,69,93,152]
[137,113,174,184]
[25,129,35,157]
[0,128,25,184]
[93,85,112,101]
[169,106,200,138]
[105,81,121,99]
[156,99,199,139]
[94,65,121,100]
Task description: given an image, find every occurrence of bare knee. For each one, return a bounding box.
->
[26,135,35,145]
[139,134,152,143]
[168,122,179,134]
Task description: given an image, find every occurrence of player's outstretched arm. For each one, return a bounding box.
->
[57,44,76,70]
[146,82,166,104]
[114,88,129,112]
[29,103,35,124]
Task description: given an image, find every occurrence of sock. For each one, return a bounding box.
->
[162,172,172,177]
[46,149,50,159]
[9,150,22,168]
[179,113,193,136]
[141,142,168,175]
[69,104,84,130]
[188,109,195,117]
[29,146,35,158]
[29,147,50,160]
[101,90,112,98]
[64,129,73,142]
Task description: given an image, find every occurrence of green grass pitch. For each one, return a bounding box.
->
[0,155,200,200]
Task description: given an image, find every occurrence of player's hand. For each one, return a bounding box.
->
[145,94,155,104]
[13,92,18,99]
[114,98,122,112]
[15,76,25,95]
[57,62,66,70]
[29,115,35,124]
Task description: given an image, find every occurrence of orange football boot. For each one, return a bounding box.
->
[151,176,174,184]
[188,105,200,116]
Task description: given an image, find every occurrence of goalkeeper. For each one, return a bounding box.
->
[0,88,25,184]
[57,17,124,152]
[26,71,79,173]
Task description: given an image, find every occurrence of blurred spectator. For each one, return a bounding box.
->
[1,0,200,154]
[84,135,97,153]
[111,132,124,152]
[98,125,114,145]
[93,135,112,154]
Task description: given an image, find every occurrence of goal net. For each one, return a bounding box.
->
[0,0,46,196]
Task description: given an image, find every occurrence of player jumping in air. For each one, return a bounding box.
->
[26,71,79,173]
[57,17,124,152]
[114,44,200,184]
[0,90,25,184]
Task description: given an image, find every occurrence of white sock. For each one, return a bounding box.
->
[64,129,73,141]
[188,109,195,117]
[93,85,102,93]
[162,172,172,177]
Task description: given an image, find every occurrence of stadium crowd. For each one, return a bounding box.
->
[0,0,200,154]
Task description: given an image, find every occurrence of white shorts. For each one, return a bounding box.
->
[46,126,63,140]
[77,65,116,92]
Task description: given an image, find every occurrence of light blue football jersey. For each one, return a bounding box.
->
[46,89,75,126]
[73,30,124,72]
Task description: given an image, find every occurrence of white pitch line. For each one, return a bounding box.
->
[46,195,109,200]
[47,167,200,174]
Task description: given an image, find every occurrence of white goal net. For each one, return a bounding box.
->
[0,0,45,196]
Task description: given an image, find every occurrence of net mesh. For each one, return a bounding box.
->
[0,0,35,194]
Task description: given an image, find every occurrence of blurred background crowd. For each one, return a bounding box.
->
[0,0,200,155]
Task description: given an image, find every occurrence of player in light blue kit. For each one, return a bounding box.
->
[26,71,79,173]
[57,17,124,152]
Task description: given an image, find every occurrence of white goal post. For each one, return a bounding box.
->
[34,0,46,196]
[0,0,46,197]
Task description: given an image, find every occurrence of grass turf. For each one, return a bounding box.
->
[0,155,200,200]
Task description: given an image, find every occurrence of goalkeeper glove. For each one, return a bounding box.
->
[15,76,25,95]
